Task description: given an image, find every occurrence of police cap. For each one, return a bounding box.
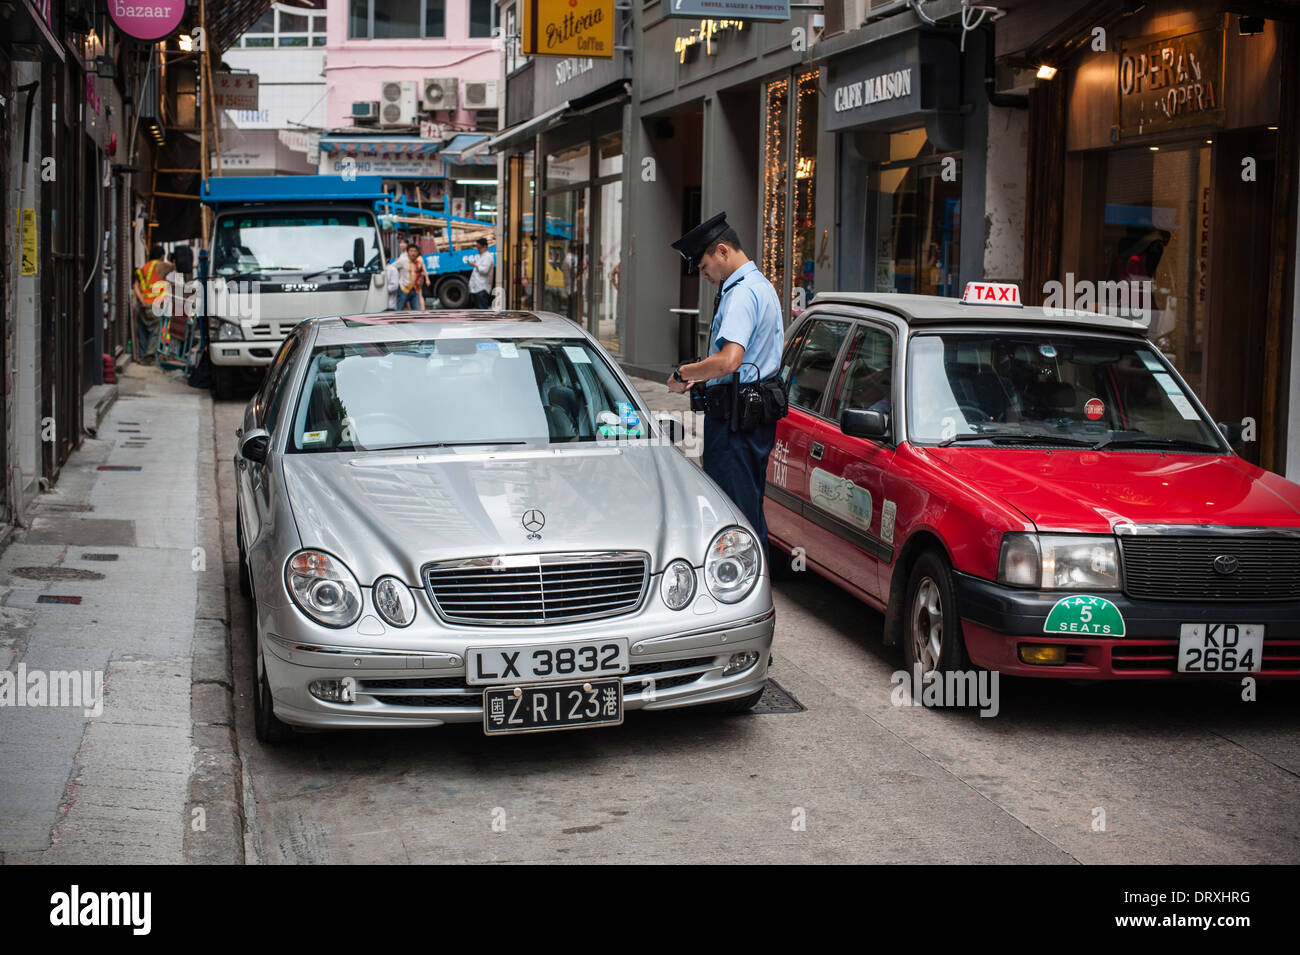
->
[671,211,730,273]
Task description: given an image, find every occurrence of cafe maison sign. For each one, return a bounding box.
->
[522,0,614,59]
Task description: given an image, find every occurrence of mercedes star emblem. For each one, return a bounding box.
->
[522,509,545,540]
[1212,554,1239,575]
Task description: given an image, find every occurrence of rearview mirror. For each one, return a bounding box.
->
[353,237,366,270]
[841,409,890,441]
[1217,421,1245,449]
[240,428,271,464]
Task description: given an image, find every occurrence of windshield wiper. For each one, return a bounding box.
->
[937,431,1096,448]
[1090,434,1221,452]
[369,440,529,452]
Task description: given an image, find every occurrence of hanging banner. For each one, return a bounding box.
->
[108,0,186,41]
[522,0,615,59]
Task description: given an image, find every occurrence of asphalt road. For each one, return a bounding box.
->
[213,394,1300,865]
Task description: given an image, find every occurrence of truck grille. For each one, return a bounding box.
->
[422,552,650,626]
[1119,535,1300,602]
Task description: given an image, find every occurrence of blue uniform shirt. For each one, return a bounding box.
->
[706,260,784,386]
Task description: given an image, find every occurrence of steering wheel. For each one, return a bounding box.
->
[345,412,420,446]
[938,404,995,424]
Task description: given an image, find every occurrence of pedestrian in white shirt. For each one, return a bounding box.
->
[385,259,401,310]
[469,238,494,309]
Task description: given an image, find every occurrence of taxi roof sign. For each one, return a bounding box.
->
[961,282,1021,306]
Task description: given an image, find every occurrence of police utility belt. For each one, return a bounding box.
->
[691,363,788,432]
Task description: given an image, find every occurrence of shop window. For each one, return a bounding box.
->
[546,143,590,190]
[761,78,789,307]
[595,179,623,355]
[541,190,589,321]
[1095,144,1210,397]
[791,69,819,309]
[347,0,444,39]
[598,132,623,177]
[870,128,961,297]
[507,151,536,309]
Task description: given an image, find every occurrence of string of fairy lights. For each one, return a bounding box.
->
[762,69,822,313]
[792,69,820,304]
[762,77,788,303]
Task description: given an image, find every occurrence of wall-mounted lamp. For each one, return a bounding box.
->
[1036,64,1058,80]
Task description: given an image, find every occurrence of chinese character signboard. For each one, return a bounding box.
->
[213,72,260,111]
[1118,24,1225,138]
[522,0,614,58]
[661,0,789,22]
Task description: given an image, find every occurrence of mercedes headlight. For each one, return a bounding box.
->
[998,533,1119,590]
[705,527,760,604]
[372,575,416,627]
[285,550,363,627]
[661,559,697,610]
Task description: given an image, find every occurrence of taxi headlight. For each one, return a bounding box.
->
[998,533,1119,590]
[372,575,416,627]
[285,550,363,628]
[705,527,760,604]
[661,559,697,611]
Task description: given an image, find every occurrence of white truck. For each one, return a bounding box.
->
[200,175,390,399]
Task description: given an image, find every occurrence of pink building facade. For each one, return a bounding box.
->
[324,0,500,131]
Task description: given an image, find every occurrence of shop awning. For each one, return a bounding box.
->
[465,102,570,157]
[440,133,496,166]
[319,137,442,157]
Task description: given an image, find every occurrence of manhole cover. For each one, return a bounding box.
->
[12,567,105,581]
[751,679,806,714]
[81,553,119,562]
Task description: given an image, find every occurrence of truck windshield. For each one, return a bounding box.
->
[906,332,1225,452]
[213,212,381,277]
[288,337,646,452]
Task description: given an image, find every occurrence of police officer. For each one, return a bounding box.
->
[667,212,784,544]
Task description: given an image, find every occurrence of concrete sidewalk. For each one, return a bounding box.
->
[0,363,241,864]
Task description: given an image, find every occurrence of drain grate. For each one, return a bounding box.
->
[12,567,104,581]
[37,595,83,605]
[97,465,142,471]
[81,553,119,561]
[750,679,806,714]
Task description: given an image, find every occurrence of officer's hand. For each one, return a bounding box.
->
[666,375,693,394]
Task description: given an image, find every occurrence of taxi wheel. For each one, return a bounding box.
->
[903,551,970,678]
[253,640,293,744]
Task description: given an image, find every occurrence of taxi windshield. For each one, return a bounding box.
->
[906,333,1226,452]
[288,337,646,452]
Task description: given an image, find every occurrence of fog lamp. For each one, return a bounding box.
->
[309,678,356,703]
[723,651,759,675]
[1018,645,1068,666]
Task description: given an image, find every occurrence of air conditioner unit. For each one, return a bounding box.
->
[351,101,379,122]
[423,77,459,111]
[461,80,499,111]
[379,79,418,126]
[865,0,909,20]
[824,0,865,36]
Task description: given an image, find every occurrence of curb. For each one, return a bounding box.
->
[183,388,246,864]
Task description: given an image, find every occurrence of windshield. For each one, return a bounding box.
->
[906,332,1225,451]
[213,211,382,277]
[289,337,647,452]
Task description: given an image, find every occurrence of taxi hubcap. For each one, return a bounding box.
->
[910,578,943,673]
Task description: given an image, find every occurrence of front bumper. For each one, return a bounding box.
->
[954,572,1300,679]
[260,591,776,729]
[210,340,280,366]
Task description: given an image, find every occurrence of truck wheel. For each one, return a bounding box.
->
[902,550,971,680]
[211,365,235,401]
[437,276,470,309]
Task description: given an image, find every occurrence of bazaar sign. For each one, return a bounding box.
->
[109,0,186,41]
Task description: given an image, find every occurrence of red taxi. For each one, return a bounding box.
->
[765,284,1300,680]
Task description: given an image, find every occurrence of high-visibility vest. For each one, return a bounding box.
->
[136,259,168,304]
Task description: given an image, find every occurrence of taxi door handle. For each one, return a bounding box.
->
[810,442,824,460]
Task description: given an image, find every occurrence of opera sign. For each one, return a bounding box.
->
[110,0,186,41]
[522,0,614,59]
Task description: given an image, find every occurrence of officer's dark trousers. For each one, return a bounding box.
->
[702,419,778,542]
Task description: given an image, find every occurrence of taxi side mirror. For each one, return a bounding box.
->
[1217,421,1245,449]
[841,409,889,441]
[240,428,271,464]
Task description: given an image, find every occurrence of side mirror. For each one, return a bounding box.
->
[841,408,890,441]
[655,415,685,445]
[1217,421,1245,449]
[353,237,366,270]
[240,428,271,464]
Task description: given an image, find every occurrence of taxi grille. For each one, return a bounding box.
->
[1119,536,1300,602]
[422,552,649,626]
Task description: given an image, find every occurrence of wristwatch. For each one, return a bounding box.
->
[672,367,687,384]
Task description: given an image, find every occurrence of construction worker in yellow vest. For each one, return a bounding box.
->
[133,243,168,366]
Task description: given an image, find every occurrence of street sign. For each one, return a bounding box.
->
[661,0,790,21]
[213,72,259,111]
[522,0,615,59]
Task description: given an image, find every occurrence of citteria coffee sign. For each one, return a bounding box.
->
[522,0,614,59]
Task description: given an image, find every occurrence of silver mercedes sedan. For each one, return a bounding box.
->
[234,310,775,741]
